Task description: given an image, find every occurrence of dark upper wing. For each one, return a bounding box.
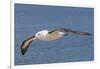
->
[21,35,36,55]
[49,28,91,35]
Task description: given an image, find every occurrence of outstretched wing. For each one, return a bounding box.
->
[21,35,36,55]
[49,28,91,36]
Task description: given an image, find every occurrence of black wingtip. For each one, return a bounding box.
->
[21,37,34,55]
[83,32,92,36]
[21,41,27,55]
[21,48,26,55]
[21,44,30,55]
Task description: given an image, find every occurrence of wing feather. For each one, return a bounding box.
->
[49,28,91,35]
[21,35,36,55]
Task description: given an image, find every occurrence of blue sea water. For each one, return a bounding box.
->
[15,4,94,65]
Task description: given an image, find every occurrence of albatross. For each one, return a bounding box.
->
[21,28,91,55]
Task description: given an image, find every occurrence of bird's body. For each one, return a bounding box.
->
[36,30,65,41]
[21,28,92,55]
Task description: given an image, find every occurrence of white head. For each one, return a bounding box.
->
[35,30,48,39]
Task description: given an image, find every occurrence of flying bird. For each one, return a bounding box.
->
[21,28,91,55]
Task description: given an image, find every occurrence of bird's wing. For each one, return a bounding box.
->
[49,28,91,35]
[21,35,36,55]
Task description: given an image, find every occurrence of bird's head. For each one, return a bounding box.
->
[35,30,48,39]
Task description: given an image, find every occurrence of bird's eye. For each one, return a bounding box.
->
[37,33,40,35]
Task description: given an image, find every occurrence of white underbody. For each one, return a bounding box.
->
[37,31,65,41]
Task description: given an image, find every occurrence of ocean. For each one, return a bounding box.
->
[15,4,94,65]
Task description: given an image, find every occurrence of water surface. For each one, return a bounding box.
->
[15,4,94,65]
